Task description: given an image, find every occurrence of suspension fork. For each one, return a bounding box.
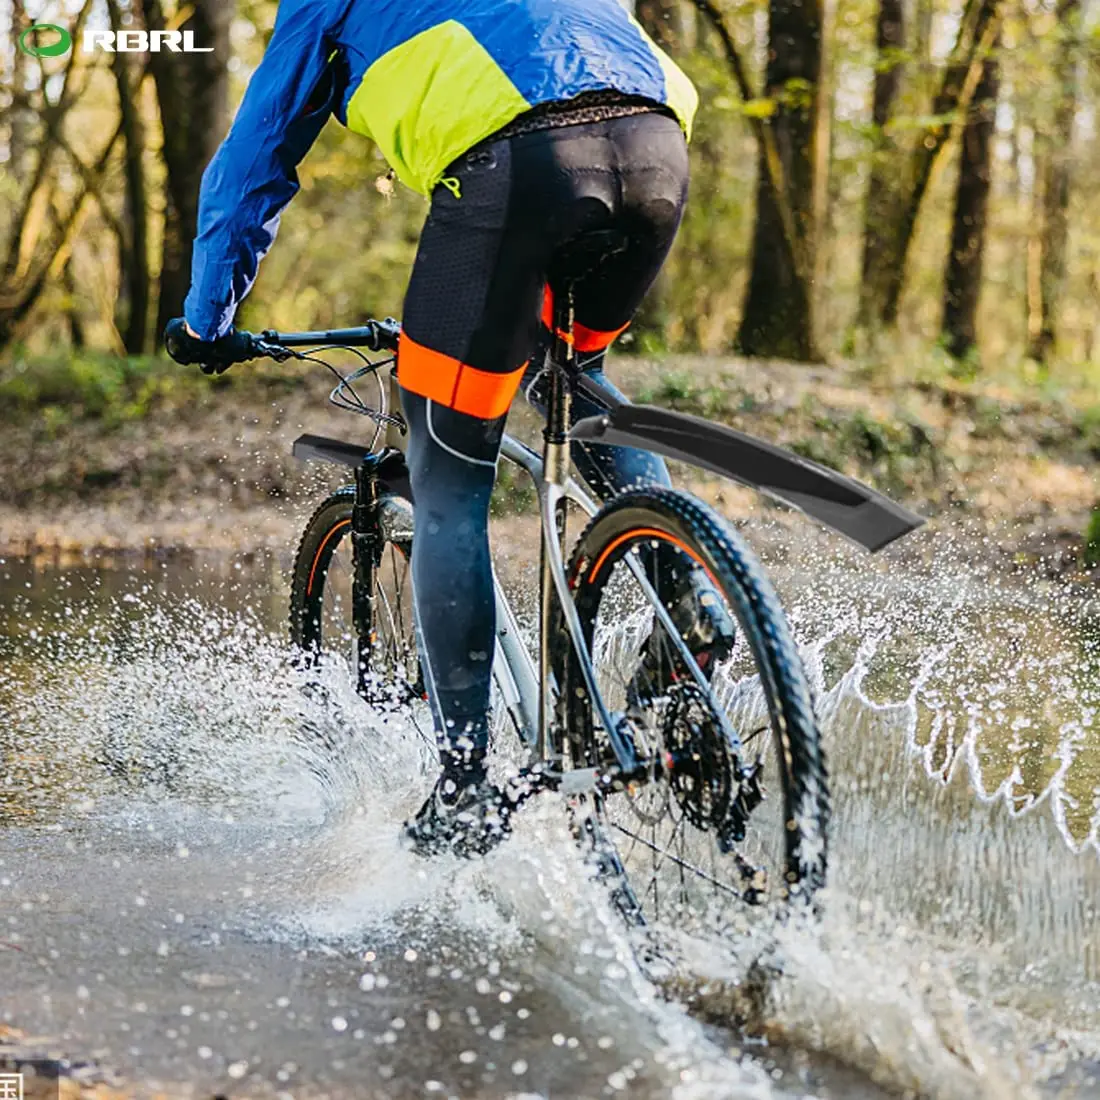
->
[352,458,382,697]
[538,288,576,759]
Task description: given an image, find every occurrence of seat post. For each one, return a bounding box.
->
[543,284,575,489]
[537,284,575,761]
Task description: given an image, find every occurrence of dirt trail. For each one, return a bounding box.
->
[1,355,1095,578]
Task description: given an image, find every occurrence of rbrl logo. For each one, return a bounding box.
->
[18,23,213,57]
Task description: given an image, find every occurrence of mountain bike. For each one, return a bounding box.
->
[206,291,922,927]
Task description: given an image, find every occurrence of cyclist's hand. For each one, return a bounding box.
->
[164,318,257,375]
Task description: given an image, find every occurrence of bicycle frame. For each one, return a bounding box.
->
[286,305,924,787]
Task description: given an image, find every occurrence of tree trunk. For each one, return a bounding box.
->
[813,0,836,334]
[0,0,97,349]
[1027,0,1080,363]
[157,193,189,342]
[62,258,85,350]
[857,0,905,329]
[107,0,151,355]
[736,0,823,361]
[859,0,1002,329]
[138,0,232,342]
[941,33,1000,359]
[7,3,33,185]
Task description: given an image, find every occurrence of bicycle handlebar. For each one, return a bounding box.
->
[165,317,401,373]
[256,319,401,354]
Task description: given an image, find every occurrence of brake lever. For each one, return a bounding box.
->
[252,337,298,364]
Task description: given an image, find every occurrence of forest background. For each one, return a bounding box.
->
[1,0,1099,570]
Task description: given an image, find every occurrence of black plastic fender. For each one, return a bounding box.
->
[292,435,412,500]
[570,404,924,552]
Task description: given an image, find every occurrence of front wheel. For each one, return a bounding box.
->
[289,488,421,706]
[557,487,828,925]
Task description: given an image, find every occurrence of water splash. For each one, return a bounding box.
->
[4,545,1100,1097]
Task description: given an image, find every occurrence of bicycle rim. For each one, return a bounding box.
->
[291,494,420,706]
[562,489,828,929]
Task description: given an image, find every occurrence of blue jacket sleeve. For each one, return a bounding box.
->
[184,1,338,340]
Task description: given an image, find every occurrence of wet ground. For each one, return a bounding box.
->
[2,526,1100,1099]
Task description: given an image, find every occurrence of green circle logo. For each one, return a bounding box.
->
[18,24,73,58]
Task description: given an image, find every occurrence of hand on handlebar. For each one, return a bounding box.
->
[164,318,260,375]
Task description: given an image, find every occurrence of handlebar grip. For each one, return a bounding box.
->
[165,319,262,373]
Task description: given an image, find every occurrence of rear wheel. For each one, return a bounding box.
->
[289,488,421,708]
[558,487,828,927]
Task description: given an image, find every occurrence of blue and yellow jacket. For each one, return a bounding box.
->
[185,0,699,340]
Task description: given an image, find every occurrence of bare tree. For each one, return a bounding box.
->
[0,0,98,350]
[857,0,905,329]
[735,0,824,360]
[1027,0,1081,363]
[691,0,821,359]
[858,0,1003,330]
[5,2,33,186]
[137,0,232,342]
[941,32,1001,359]
[107,0,151,355]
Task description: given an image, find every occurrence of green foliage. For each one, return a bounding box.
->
[0,349,303,429]
[740,98,777,118]
[1084,507,1100,568]
[635,370,731,418]
[789,404,939,495]
[777,79,814,111]
[1072,406,1100,459]
[0,351,165,424]
[4,0,1100,374]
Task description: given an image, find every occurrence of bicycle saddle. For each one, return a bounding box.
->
[548,228,631,294]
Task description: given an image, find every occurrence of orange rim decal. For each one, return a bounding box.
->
[308,519,351,597]
[587,527,715,588]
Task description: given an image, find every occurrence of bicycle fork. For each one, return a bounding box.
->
[352,459,381,698]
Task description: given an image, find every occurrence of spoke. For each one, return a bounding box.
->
[610,823,742,900]
[374,576,402,674]
[391,544,409,658]
[650,818,658,921]
[585,537,787,924]
[641,807,688,895]
[677,810,688,909]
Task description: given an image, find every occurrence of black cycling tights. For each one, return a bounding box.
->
[398,111,689,763]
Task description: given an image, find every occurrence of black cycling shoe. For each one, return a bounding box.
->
[404,774,513,859]
[629,565,737,707]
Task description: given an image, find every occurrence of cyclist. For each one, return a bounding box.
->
[165,0,735,857]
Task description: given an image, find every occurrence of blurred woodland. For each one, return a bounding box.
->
[1,0,1099,376]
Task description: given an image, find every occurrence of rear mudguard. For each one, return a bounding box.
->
[570,404,923,552]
